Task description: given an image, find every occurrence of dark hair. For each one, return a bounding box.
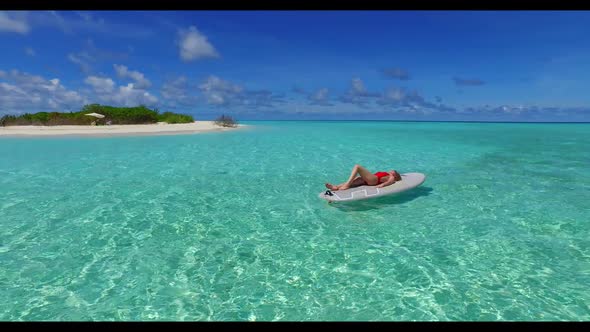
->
[392,170,402,181]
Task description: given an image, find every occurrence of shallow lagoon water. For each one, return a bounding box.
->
[1,121,589,320]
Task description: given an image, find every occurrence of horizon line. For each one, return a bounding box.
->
[229,119,590,124]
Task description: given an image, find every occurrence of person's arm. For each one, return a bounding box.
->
[377,171,397,188]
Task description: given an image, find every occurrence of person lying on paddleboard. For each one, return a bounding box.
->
[325,164,402,191]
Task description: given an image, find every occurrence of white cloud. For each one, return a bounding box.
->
[194,75,284,109]
[68,40,129,74]
[339,78,381,107]
[199,75,242,94]
[112,83,158,106]
[0,11,30,34]
[178,26,219,61]
[0,82,31,109]
[375,87,428,110]
[26,11,152,38]
[0,68,157,114]
[351,78,367,95]
[24,47,35,56]
[68,52,93,74]
[160,76,199,108]
[382,87,406,102]
[84,76,115,93]
[75,11,92,22]
[47,10,70,34]
[161,76,188,100]
[198,75,242,105]
[308,88,332,106]
[0,69,86,113]
[313,88,329,100]
[84,75,157,107]
[113,64,151,89]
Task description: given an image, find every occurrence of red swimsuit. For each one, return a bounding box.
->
[373,172,389,183]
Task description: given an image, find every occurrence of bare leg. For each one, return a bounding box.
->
[325,164,378,190]
[343,177,367,189]
[326,177,366,191]
[340,164,378,189]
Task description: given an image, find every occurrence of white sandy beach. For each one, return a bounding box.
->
[0,121,247,137]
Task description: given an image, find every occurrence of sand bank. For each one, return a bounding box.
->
[0,121,246,137]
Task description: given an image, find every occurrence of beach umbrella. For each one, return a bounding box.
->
[85,113,105,119]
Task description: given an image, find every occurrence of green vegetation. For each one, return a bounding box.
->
[214,114,238,128]
[0,104,194,126]
[157,112,194,124]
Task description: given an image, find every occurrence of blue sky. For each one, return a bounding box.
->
[1,10,590,121]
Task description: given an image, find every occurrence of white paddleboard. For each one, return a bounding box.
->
[318,172,426,203]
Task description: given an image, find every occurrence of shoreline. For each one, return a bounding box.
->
[0,121,247,137]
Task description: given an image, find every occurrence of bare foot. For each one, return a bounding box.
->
[325,183,339,190]
[338,184,350,190]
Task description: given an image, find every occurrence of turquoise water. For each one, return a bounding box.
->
[1,121,589,321]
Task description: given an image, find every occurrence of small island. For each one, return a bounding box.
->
[0,104,243,137]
